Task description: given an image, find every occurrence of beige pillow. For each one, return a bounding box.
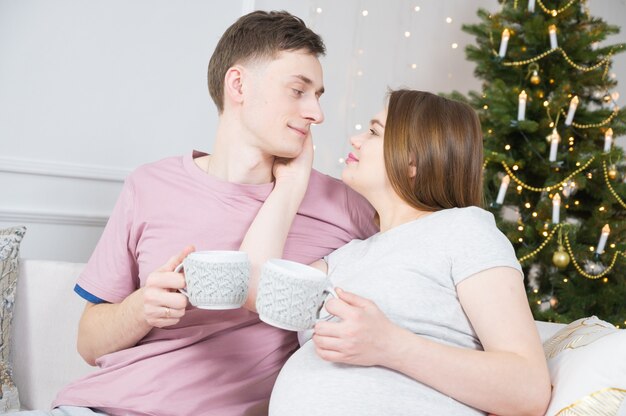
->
[543,316,626,415]
[0,226,26,412]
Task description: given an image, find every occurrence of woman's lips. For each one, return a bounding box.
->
[346,152,359,164]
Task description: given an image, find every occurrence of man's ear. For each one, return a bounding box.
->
[223,65,245,106]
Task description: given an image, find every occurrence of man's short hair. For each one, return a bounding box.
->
[208,10,326,113]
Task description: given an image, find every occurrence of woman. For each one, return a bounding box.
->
[240,90,551,416]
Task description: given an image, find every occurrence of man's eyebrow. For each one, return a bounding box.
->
[291,75,325,96]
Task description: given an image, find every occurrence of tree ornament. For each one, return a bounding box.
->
[553,229,570,270]
[528,63,540,85]
[530,71,540,85]
[552,245,570,269]
[549,296,559,309]
[608,164,618,180]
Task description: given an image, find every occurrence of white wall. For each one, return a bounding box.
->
[1,0,625,262]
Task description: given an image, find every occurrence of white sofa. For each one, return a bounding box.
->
[10,259,571,412]
[12,259,95,411]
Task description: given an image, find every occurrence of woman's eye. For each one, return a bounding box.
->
[369,128,377,135]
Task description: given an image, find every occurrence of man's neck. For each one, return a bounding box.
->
[199,117,275,185]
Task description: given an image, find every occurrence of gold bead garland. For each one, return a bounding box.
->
[497,46,556,65]
[563,231,626,279]
[500,158,595,192]
[559,106,619,129]
[536,0,578,17]
[603,160,626,209]
[519,224,561,263]
[518,223,626,280]
[500,47,617,72]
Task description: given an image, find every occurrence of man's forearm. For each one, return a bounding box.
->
[77,288,153,365]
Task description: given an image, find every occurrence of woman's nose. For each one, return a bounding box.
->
[349,132,365,149]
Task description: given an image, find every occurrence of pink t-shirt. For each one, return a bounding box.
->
[53,151,377,416]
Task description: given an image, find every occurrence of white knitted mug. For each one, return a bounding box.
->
[256,259,336,331]
[175,251,250,309]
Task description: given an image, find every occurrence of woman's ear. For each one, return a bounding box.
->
[408,160,417,178]
[223,65,245,106]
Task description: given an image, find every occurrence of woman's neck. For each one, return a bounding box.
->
[372,193,432,233]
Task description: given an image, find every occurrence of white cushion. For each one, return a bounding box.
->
[11,259,95,410]
[535,320,566,343]
[543,316,626,416]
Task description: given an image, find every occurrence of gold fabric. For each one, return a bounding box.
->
[544,317,617,359]
[556,388,626,416]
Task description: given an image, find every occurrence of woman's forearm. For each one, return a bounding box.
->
[383,328,551,416]
[240,184,306,311]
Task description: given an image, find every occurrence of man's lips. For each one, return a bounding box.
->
[346,152,359,164]
[288,125,308,137]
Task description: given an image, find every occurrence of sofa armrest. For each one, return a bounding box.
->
[11,259,96,411]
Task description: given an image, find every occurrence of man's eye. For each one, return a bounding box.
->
[292,89,304,96]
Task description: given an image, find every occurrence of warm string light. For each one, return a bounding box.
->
[341,5,369,166]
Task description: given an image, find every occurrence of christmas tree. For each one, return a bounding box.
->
[458,0,626,326]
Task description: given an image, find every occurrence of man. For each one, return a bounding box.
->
[21,10,376,416]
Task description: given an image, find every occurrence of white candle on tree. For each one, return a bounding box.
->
[495,175,510,204]
[518,90,527,120]
[604,128,614,152]
[528,0,536,12]
[564,96,579,126]
[548,25,558,49]
[499,29,510,58]
[552,194,561,224]
[549,129,560,162]
[595,224,611,254]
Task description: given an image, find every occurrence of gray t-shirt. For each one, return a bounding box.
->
[269,207,523,416]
